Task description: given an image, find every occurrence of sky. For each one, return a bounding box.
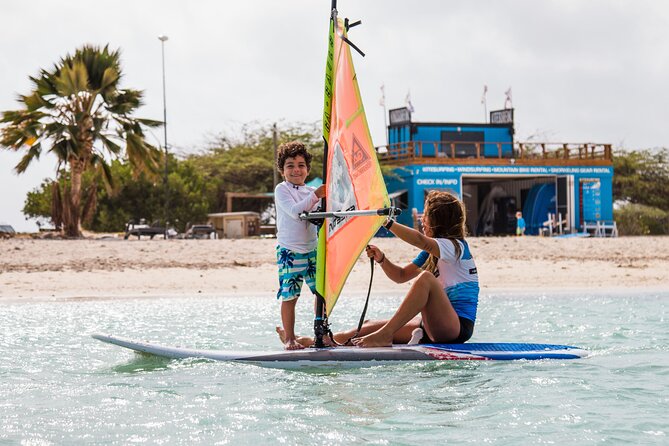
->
[1,0,668,232]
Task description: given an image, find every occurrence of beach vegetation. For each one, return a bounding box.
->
[614,203,669,235]
[23,158,214,233]
[17,120,401,232]
[613,148,669,235]
[0,45,162,237]
[188,122,323,216]
[613,148,669,211]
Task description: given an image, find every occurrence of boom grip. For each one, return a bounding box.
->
[378,207,402,217]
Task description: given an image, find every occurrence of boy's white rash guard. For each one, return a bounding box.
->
[274,181,320,253]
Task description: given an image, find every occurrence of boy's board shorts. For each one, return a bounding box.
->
[276,246,317,301]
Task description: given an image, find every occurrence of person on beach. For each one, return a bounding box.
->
[274,141,326,350]
[277,190,479,348]
[516,211,526,236]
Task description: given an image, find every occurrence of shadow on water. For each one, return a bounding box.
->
[108,352,212,374]
[111,352,174,373]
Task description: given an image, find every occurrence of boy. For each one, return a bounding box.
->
[516,211,526,236]
[274,141,325,350]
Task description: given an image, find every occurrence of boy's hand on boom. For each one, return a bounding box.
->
[314,184,326,199]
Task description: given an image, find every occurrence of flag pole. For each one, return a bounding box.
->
[380,84,388,147]
[482,85,488,123]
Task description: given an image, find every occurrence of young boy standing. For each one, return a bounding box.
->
[274,141,325,350]
[516,211,526,236]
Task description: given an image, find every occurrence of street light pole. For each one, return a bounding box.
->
[158,34,169,238]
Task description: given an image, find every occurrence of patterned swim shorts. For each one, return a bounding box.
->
[276,246,317,301]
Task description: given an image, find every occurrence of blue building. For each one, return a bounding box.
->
[380,107,614,236]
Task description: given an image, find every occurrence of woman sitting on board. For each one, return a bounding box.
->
[277,190,479,348]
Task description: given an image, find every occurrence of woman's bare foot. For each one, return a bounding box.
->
[351,329,393,348]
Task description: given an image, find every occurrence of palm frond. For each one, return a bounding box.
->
[99,134,122,156]
[100,67,120,96]
[15,143,42,173]
[22,93,49,112]
[55,61,90,97]
[99,158,115,194]
[125,132,162,177]
[107,89,143,114]
[135,118,163,128]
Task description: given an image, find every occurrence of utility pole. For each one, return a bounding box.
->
[272,123,278,188]
[158,34,169,238]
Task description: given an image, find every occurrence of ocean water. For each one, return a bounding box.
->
[1,291,667,445]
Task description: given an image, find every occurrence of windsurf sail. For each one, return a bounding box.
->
[316,5,390,321]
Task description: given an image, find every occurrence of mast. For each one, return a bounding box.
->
[313,0,338,348]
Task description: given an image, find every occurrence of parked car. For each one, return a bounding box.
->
[185,224,217,239]
[124,219,177,240]
[0,223,16,239]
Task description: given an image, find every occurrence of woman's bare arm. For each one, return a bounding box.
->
[385,221,440,258]
[366,245,421,284]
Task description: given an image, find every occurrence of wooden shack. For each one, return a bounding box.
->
[207,212,260,239]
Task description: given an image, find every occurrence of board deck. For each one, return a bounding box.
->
[92,334,588,369]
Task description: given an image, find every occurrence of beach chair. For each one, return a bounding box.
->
[582,221,599,237]
[595,220,618,237]
[542,213,566,237]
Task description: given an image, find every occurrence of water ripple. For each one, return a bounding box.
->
[0,291,667,444]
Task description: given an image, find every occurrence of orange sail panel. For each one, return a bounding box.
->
[319,18,390,317]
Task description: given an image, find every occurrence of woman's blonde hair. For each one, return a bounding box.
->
[421,190,467,274]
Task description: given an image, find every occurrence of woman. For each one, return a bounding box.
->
[276,190,479,348]
[353,190,479,347]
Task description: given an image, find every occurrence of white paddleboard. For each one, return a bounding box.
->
[92,333,588,369]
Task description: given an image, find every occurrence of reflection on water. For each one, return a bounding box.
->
[0,291,667,445]
[110,353,174,374]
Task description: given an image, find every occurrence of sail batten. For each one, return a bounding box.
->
[316,13,390,317]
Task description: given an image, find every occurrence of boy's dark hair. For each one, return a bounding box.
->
[276,141,312,171]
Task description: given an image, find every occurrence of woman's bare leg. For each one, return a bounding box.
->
[352,272,460,348]
[276,317,421,348]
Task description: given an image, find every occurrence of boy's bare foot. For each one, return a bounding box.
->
[351,330,393,348]
[276,326,313,348]
[276,326,287,343]
[284,338,305,350]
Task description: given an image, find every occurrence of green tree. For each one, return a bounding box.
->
[23,179,55,228]
[1,45,162,237]
[190,122,324,214]
[23,158,215,234]
[613,148,669,211]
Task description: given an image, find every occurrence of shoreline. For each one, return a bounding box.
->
[2,236,668,302]
[1,285,666,305]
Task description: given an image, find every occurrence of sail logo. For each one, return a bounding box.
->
[350,134,371,179]
[328,205,356,233]
[328,140,358,236]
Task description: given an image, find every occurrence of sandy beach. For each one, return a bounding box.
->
[1,235,667,301]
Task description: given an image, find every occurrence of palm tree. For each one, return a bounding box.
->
[0,44,162,237]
